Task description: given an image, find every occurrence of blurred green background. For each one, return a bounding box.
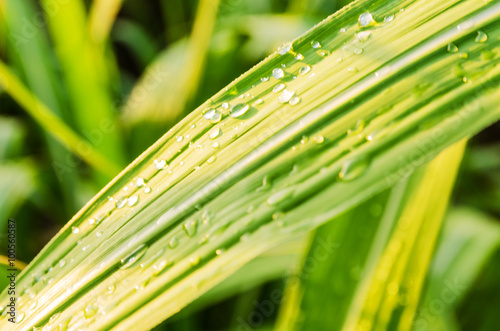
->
[0,0,499,330]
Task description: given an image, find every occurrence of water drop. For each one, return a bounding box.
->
[475,30,488,43]
[254,98,264,106]
[128,194,139,207]
[28,300,37,310]
[348,119,365,135]
[295,53,304,60]
[208,127,221,139]
[84,305,98,319]
[313,135,324,144]
[256,175,271,192]
[289,96,301,106]
[356,31,372,42]
[169,237,179,248]
[384,14,395,23]
[273,83,285,93]
[354,48,363,55]
[154,159,167,170]
[96,231,103,237]
[115,197,127,209]
[447,43,458,53]
[299,65,311,76]
[348,67,358,73]
[15,311,25,323]
[176,136,183,142]
[311,41,321,48]
[278,90,295,104]
[189,256,200,266]
[183,220,198,237]
[207,155,217,164]
[49,312,61,324]
[215,249,224,256]
[203,109,222,123]
[278,42,292,55]
[71,227,80,234]
[339,157,370,181]
[135,177,145,187]
[272,68,285,79]
[107,284,115,295]
[144,186,151,194]
[358,13,375,27]
[267,187,295,205]
[120,244,148,269]
[135,279,150,291]
[153,260,170,276]
[59,259,66,268]
[229,103,250,118]
[58,317,71,331]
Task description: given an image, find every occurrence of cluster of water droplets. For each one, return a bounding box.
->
[193,10,401,140]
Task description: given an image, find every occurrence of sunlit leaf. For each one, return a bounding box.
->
[1,1,500,330]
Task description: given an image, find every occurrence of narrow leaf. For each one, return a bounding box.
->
[1,1,500,330]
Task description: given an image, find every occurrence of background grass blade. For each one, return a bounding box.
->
[122,0,220,127]
[0,61,121,178]
[1,0,500,330]
[351,140,465,330]
[275,184,403,331]
[1,0,84,216]
[277,140,466,331]
[413,207,500,331]
[88,0,123,46]
[40,0,126,182]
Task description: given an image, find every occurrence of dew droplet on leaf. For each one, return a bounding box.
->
[272,68,284,79]
[278,90,295,104]
[299,65,311,76]
[229,103,250,118]
[359,12,375,27]
[273,83,285,93]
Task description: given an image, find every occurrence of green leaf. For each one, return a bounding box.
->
[122,0,220,128]
[0,116,24,160]
[275,187,398,331]
[456,248,500,331]
[88,0,124,46]
[0,61,122,179]
[0,160,37,233]
[1,0,82,215]
[413,206,500,331]
[2,0,500,330]
[278,140,466,331]
[39,0,127,175]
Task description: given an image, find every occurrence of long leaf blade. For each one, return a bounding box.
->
[1,1,500,330]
